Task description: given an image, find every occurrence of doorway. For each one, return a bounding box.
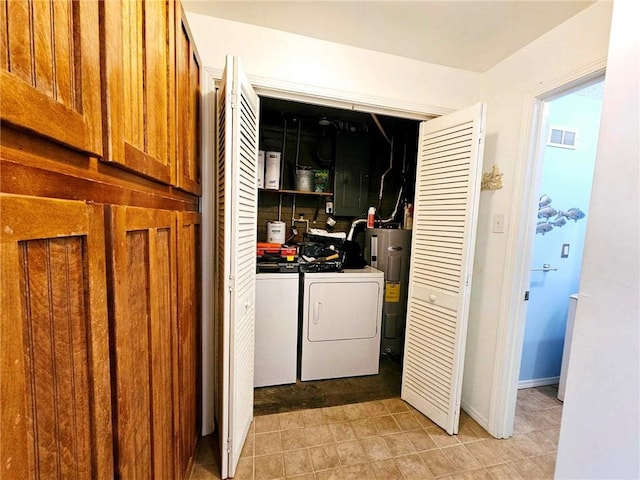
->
[518,79,604,391]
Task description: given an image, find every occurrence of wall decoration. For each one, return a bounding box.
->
[481,165,504,191]
[535,194,586,234]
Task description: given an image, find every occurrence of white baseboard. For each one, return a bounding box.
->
[518,376,560,389]
[461,400,489,432]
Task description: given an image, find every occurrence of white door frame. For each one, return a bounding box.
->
[200,67,444,436]
[487,59,607,439]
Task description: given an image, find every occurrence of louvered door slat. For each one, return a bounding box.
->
[402,103,486,435]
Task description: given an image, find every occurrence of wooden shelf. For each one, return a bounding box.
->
[259,188,333,197]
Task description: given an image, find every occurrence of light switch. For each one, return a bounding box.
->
[493,213,505,233]
[561,243,570,258]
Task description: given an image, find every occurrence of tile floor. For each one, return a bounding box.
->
[254,356,402,416]
[191,385,563,479]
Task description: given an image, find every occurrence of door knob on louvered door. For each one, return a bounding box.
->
[429,294,437,303]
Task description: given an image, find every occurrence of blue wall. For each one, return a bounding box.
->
[519,82,603,383]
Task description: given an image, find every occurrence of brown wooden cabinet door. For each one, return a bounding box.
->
[176,4,202,194]
[174,211,201,477]
[101,0,175,185]
[0,0,102,156]
[106,205,177,479]
[0,194,113,479]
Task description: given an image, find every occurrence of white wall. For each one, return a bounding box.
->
[462,1,613,427]
[187,1,619,438]
[185,13,480,117]
[555,1,640,477]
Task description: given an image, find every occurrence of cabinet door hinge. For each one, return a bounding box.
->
[465,275,472,287]
[524,291,530,301]
[226,438,232,453]
[228,274,235,292]
[231,92,238,109]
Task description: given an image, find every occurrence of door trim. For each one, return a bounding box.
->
[487,57,607,439]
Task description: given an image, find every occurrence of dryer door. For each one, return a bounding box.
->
[308,281,380,341]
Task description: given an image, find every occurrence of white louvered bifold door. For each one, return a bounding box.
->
[402,103,486,435]
[217,56,259,479]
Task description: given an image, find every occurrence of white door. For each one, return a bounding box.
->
[216,55,259,479]
[402,103,486,435]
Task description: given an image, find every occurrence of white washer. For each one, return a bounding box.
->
[255,273,299,387]
[300,266,384,381]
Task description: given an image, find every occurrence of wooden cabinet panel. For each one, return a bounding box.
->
[176,5,202,194]
[106,205,177,479]
[101,0,175,184]
[0,0,102,156]
[0,194,113,479]
[174,211,201,477]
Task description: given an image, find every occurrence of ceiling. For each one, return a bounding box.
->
[182,1,595,72]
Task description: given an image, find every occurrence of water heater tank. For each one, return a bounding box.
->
[364,228,412,358]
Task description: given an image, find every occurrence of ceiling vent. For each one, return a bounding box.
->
[548,126,578,149]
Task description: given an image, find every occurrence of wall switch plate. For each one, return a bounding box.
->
[325,201,333,214]
[492,213,505,233]
[561,243,570,258]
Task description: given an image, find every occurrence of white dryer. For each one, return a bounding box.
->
[300,266,384,381]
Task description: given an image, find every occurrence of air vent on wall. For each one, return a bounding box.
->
[548,126,578,149]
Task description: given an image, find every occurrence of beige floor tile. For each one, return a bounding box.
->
[304,425,333,447]
[544,406,563,427]
[382,398,410,414]
[309,444,341,471]
[442,444,483,471]
[419,449,458,477]
[383,432,417,457]
[457,421,482,444]
[322,406,348,424]
[316,464,374,480]
[283,448,314,477]
[302,408,326,427]
[393,412,421,431]
[511,431,551,457]
[370,458,404,480]
[255,414,281,433]
[240,432,254,458]
[192,382,560,479]
[439,467,493,480]
[509,457,552,479]
[343,403,368,421]
[484,438,525,463]
[375,415,401,435]
[288,474,316,480]
[360,436,393,462]
[255,453,284,480]
[404,428,438,452]
[281,428,308,451]
[485,463,524,480]
[255,431,282,456]
[350,418,378,438]
[360,400,390,418]
[279,411,305,430]
[528,428,559,452]
[412,410,437,429]
[335,439,368,466]
[529,452,557,478]
[427,426,461,448]
[394,453,434,479]
[465,440,503,467]
[234,457,254,480]
[328,421,358,443]
[467,420,492,439]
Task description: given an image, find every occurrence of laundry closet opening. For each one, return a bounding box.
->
[254,96,420,416]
